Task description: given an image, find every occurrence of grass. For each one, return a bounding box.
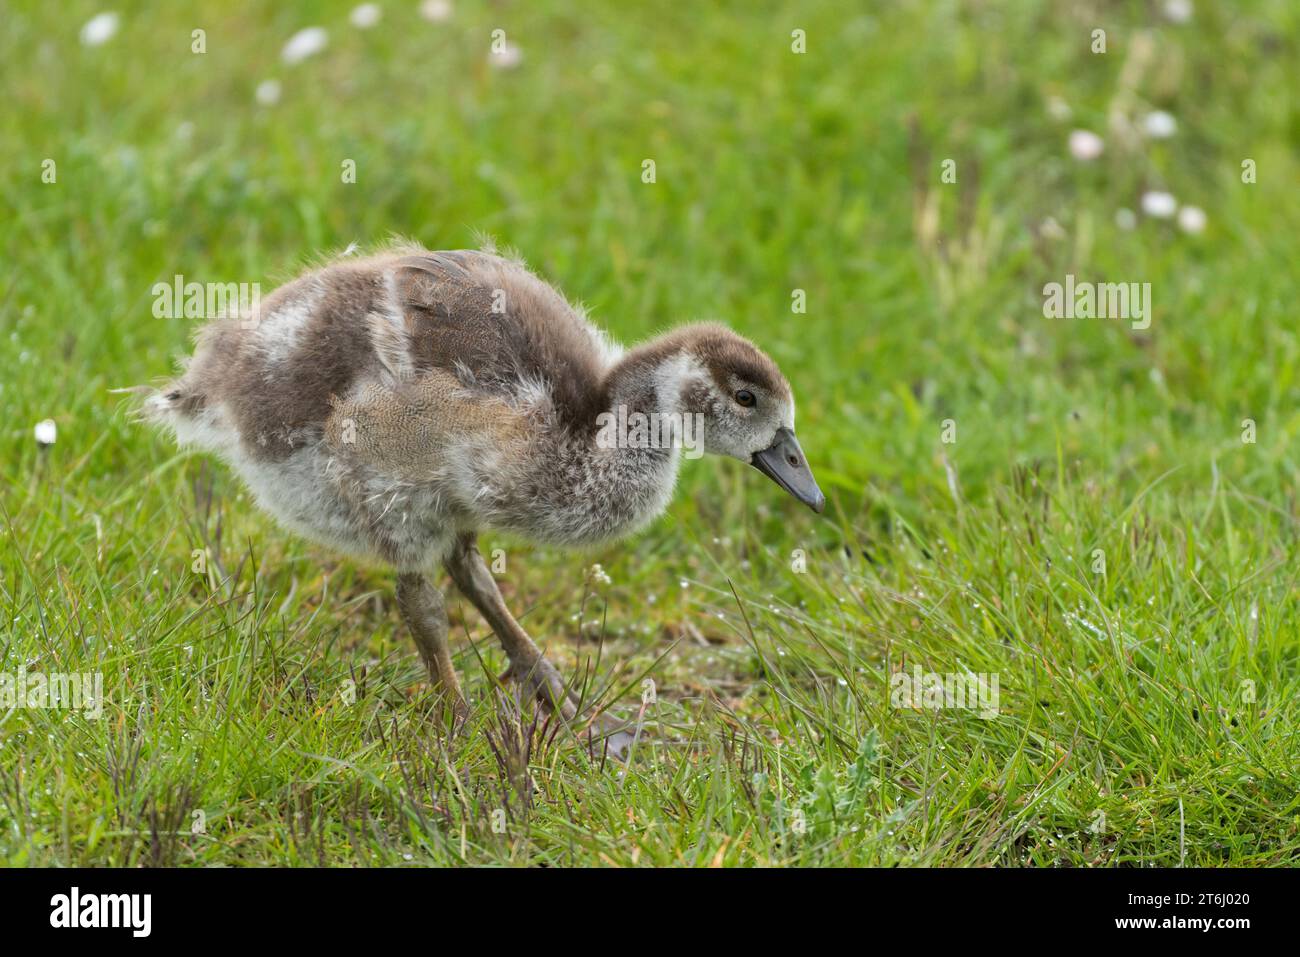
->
[2,0,1299,866]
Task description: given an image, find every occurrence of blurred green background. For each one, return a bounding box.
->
[1,1,1297,866]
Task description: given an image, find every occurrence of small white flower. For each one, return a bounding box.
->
[420,0,453,22]
[1163,0,1193,24]
[1141,110,1177,139]
[1040,217,1067,241]
[489,42,523,70]
[589,563,612,586]
[1068,129,1104,161]
[34,419,57,446]
[255,79,282,105]
[1046,96,1071,121]
[350,4,381,28]
[1115,208,1137,231]
[1177,205,1207,234]
[80,12,119,47]
[281,27,328,65]
[1141,190,1178,218]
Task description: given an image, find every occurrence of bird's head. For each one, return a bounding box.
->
[641,322,825,514]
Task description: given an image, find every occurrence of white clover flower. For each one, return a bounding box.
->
[1141,110,1177,139]
[1068,129,1104,161]
[1141,191,1178,218]
[80,12,119,47]
[34,419,57,446]
[420,0,453,22]
[350,4,382,28]
[489,42,523,70]
[1177,205,1206,234]
[255,79,282,105]
[281,27,328,65]
[1040,217,1067,241]
[1163,0,1193,24]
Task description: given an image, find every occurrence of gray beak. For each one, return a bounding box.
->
[750,427,825,514]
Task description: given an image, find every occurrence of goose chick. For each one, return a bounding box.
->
[146,246,824,730]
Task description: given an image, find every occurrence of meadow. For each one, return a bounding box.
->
[1,0,1298,866]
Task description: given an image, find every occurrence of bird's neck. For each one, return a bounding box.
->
[589,347,693,481]
[590,342,710,470]
[601,341,700,422]
[505,347,701,547]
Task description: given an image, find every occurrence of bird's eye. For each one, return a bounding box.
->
[734,389,756,408]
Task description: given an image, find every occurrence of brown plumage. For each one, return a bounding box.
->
[146,243,823,743]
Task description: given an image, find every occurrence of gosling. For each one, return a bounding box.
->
[146,245,824,733]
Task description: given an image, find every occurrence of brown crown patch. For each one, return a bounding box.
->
[675,322,791,399]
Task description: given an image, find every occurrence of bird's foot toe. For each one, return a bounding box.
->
[502,656,640,759]
[503,655,578,720]
[580,713,639,760]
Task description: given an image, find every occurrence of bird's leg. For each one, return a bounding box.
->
[395,572,466,715]
[443,534,583,720]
